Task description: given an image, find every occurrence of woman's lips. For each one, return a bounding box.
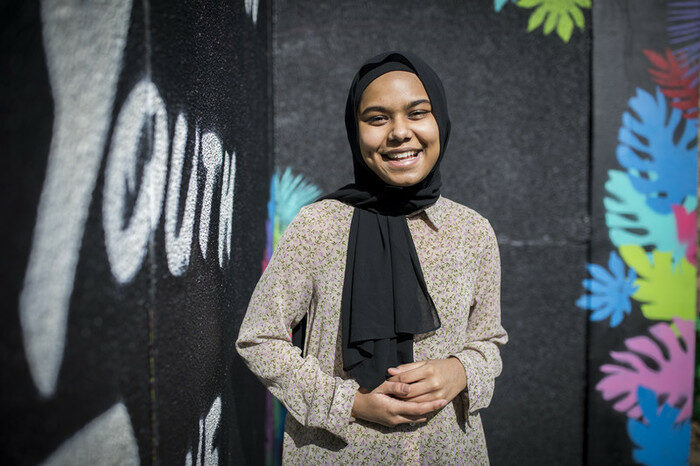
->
[381,149,422,168]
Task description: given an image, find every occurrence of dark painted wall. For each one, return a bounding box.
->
[273,1,590,465]
[1,0,270,464]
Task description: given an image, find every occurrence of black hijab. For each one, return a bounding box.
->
[292,50,451,391]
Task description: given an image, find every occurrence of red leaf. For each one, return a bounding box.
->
[643,47,699,120]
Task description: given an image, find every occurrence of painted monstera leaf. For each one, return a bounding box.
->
[604,170,686,264]
[596,317,695,423]
[644,48,699,120]
[618,245,695,321]
[575,250,638,327]
[516,0,590,43]
[627,386,691,466]
[616,86,697,215]
[263,166,321,271]
[494,0,516,11]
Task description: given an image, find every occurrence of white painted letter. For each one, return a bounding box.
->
[20,0,132,398]
[165,116,199,276]
[103,79,169,284]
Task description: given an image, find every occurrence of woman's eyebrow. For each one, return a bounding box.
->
[360,99,431,116]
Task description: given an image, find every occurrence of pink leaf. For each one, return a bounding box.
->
[673,204,697,265]
[595,317,695,422]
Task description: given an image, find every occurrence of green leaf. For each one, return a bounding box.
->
[574,0,591,8]
[556,13,574,42]
[619,245,696,321]
[570,6,585,28]
[527,5,548,31]
[516,0,544,8]
[543,10,558,34]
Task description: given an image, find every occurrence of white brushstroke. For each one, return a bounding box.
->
[165,116,199,276]
[185,396,222,466]
[42,402,139,465]
[20,0,133,398]
[199,133,223,260]
[244,0,260,24]
[218,150,236,268]
[103,79,169,284]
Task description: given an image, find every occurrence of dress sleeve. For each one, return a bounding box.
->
[235,205,360,444]
[447,218,508,426]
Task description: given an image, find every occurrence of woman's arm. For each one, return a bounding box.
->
[235,205,359,444]
[447,218,508,425]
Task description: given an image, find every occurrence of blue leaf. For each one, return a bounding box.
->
[616,87,697,214]
[627,386,690,465]
[586,263,614,283]
[576,250,637,328]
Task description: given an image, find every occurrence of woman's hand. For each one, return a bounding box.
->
[385,358,467,405]
[351,379,447,427]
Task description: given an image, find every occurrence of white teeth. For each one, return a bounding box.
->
[386,150,419,160]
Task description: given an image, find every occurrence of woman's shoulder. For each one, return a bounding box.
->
[439,196,497,246]
[439,196,493,229]
[285,198,353,239]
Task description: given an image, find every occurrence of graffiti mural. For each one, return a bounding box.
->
[2,0,269,464]
[583,0,698,464]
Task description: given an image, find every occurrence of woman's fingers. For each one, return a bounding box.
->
[377,380,411,397]
[393,397,446,417]
[394,379,435,400]
[387,360,427,375]
[386,364,429,384]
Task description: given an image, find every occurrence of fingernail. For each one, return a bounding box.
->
[440,400,447,407]
[402,385,409,394]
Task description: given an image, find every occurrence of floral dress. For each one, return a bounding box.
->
[235,194,508,464]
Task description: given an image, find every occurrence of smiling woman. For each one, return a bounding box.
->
[357,70,441,187]
[236,51,507,464]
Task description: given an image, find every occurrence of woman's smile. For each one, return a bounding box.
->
[381,148,423,168]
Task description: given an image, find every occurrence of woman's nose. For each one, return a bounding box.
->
[389,117,412,141]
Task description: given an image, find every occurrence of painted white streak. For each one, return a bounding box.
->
[20,0,132,398]
[42,402,139,465]
[103,79,169,284]
[185,396,221,466]
[165,116,199,276]
[218,151,236,268]
[199,133,222,260]
[244,0,260,24]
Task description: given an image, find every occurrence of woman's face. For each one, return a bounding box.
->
[357,70,440,187]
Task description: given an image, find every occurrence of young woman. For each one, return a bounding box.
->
[236,50,508,464]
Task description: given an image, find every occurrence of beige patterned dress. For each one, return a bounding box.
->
[235,194,508,465]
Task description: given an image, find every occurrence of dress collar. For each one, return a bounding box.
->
[406,195,446,230]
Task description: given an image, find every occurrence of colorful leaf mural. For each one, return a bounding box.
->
[515,0,590,43]
[604,170,686,264]
[618,245,695,321]
[597,317,695,423]
[616,86,697,215]
[644,48,699,120]
[627,386,691,466]
[262,167,321,466]
[575,250,638,327]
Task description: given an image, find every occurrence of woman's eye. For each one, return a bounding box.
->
[410,110,428,118]
[368,116,386,123]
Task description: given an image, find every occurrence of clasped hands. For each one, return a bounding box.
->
[351,357,467,428]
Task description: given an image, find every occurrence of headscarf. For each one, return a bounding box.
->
[292,50,451,391]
